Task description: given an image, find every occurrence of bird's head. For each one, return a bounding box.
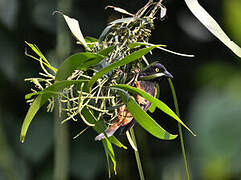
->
[138,62,173,81]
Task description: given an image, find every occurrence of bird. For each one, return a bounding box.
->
[95,62,173,141]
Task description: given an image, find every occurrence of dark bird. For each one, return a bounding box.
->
[95,62,173,141]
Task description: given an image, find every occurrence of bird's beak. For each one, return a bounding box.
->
[164,70,173,78]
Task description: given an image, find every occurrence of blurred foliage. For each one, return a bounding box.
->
[0,0,240,179]
[188,63,241,180]
[223,0,241,44]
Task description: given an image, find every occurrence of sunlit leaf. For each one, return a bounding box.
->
[84,36,99,49]
[25,41,57,72]
[126,130,137,151]
[105,5,134,17]
[114,88,178,140]
[184,0,241,58]
[54,11,90,51]
[88,45,159,91]
[113,84,196,136]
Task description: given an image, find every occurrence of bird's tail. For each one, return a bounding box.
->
[95,125,120,141]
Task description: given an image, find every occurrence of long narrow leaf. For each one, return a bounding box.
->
[105,138,117,174]
[102,140,111,178]
[88,45,158,91]
[114,88,177,140]
[20,80,87,142]
[25,42,57,72]
[20,95,49,143]
[126,96,177,140]
[102,139,117,175]
[184,0,241,58]
[113,84,195,136]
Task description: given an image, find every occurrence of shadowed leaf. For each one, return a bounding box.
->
[88,45,159,91]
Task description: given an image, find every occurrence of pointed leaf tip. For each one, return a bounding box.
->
[53,11,90,51]
[20,136,25,143]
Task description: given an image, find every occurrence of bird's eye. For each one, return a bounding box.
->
[155,68,159,72]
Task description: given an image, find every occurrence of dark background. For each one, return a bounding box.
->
[0,0,241,180]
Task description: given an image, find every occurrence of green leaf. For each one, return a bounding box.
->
[25,41,48,63]
[25,41,57,72]
[113,84,196,136]
[114,88,177,140]
[98,46,115,56]
[88,45,158,91]
[128,98,177,140]
[102,140,111,178]
[55,11,90,51]
[102,139,117,175]
[20,80,87,143]
[55,52,101,81]
[20,95,49,143]
[84,36,98,49]
[105,138,117,174]
[55,46,115,81]
[79,46,115,71]
[81,107,127,149]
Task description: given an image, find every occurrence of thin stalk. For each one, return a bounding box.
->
[130,128,145,180]
[168,78,190,180]
[54,0,72,179]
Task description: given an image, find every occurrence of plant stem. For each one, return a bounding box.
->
[168,78,190,180]
[130,128,145,180]
[54,0,72,179]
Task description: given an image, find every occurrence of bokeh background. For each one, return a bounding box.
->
[0,0,241,179]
